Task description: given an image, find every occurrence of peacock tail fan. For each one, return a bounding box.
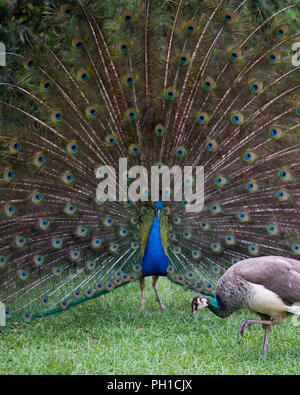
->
[1,0,300,322]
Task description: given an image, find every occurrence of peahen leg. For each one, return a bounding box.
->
[237,317,280,355]
[151,275,165,310]
[261,324,271,356]
[140,277,145,311]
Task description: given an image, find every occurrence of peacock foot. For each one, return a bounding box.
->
[155,298,166,310]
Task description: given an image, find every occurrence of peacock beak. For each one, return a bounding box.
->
[156,209,161,219]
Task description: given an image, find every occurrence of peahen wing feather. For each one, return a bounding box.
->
[1,0,300,321]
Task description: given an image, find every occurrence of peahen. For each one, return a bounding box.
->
[191,256,300,355]
[1,0,300,323]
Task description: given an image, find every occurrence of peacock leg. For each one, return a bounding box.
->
[140,277,145,311]
[151,275,165,310]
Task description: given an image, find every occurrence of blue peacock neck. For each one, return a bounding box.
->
[141,201,169,277]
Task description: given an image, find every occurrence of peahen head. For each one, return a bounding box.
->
[190,295,209,317]
[154,201,163,218]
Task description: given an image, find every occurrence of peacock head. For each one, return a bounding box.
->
[190,295,209,317]
[154,201,163,218]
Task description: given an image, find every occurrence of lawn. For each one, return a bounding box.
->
[0,277,299,375]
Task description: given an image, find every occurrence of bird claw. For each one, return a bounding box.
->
[155,298,166,310]
[237,320,252,339]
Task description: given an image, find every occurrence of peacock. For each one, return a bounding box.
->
[1,0,300,324]
[191,256,300,355]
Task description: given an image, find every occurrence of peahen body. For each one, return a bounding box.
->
[1,0,300,323]
[191,256,300,355]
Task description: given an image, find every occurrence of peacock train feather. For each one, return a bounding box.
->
[0,0,300,322]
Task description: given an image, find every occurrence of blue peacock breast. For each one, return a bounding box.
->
[141,215,169,277]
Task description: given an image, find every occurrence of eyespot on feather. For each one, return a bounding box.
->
[77,69,90,82]
[276,25,288,38]
[72,38,84,50]
[125,108,139,121]
[40,80,53,91]
[269,126,283,140]
[245,179,259,193]
[124,73,136,87]
[249,80,263,94]
[66,141,79,155]
[223,10,236,23]
[228,48,241,62]
[62,171,75,185]
[122,10,134,23]
[184,20,197,34]
[9,140,22,154]
[267,51,280,64]
[4,203,16,218]
[275,188,289,201]
[175,145,187,159]
[202,77,215,90]
[230,111,244,125]
[242,150,257,164]
[164,87,178,100]
[33,152,46,167]
[205,138,218,152]
[129,144,141,156]
[119,40,130,53]
[23,58,35,70]
[60,3,75,17]
[196,111,209,124]
[105,134,118,147]
[3,168,15,183]
[51,111,63,122]
[178,52,190,66]
[85,105,99,119]
[154,124,165,137]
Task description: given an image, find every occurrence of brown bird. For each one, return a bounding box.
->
[191,256,300,355]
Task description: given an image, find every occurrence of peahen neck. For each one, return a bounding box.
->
[206,294,233,318]
[141,204,169,277]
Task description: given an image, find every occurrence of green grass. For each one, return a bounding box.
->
[0,277,299,374]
